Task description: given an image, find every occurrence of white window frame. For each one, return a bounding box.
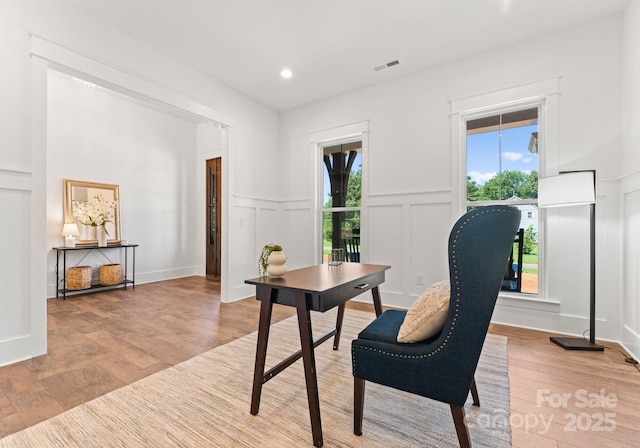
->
[309,121,369,264]
[450,78,561,303]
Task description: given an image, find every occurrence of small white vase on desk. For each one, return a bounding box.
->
[266,251,287,277]
[97,226,108,247]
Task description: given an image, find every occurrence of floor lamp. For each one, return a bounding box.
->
[538,170,604,351]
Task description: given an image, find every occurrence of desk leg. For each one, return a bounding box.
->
[294,291,323,448]
[332,303,345,350]
[372,286,383,317]
[250,288,275,416]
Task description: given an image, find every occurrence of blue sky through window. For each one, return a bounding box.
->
[467,124,538,186]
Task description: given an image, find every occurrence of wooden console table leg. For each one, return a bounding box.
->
[250,287,275,416]
[371,286,383,317]
[294,291,323,448]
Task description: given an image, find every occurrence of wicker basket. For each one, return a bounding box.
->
[99,264,124,286]
[67,266,92,290]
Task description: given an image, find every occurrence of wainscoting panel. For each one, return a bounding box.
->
[622,180,640,359]
[409,202,452,296]
[228,204,258,300]
[255,206,278,250]
[0,188,31,341]
[367,204,403,302]
[282,206,314,269]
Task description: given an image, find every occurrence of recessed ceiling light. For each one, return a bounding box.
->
[280,68,293,79]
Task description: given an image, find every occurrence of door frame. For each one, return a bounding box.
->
[35,36,233,298]
[206,157,222,277]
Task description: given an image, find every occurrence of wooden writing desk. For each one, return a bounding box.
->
[245,263,390,447]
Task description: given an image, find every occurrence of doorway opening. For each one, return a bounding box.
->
[206,157,222,277]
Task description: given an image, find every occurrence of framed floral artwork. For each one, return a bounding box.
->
[63,179,121,246]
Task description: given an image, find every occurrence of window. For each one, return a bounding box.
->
[466,107,539,294]
[321,141,362,262]
[452,78,560,301]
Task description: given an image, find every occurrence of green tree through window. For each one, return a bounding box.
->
[468,170,538,201]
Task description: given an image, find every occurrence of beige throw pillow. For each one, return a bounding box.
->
[397,279,450,343]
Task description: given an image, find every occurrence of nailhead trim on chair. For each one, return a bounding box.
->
[353,207,516,361]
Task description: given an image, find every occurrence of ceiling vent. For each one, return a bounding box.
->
[374,60,400,72]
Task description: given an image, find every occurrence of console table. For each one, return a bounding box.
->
[53,244,138,299]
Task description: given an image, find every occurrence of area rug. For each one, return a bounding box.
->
[0,309,511,447]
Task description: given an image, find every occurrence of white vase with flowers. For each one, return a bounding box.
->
[72,194,117,246]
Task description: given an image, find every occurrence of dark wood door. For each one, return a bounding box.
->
[206,158,221,277]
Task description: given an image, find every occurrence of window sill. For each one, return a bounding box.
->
[497,293,561,312]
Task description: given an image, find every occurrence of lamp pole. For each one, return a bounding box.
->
[549,169,603,351]
[589,200,596,345]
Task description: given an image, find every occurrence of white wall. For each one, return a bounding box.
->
[2,0,637,368]
[46,72,199,294]
[0,0,281,366]
[279,15,627,347]
[0,6,48,366]
[621,1,640,358]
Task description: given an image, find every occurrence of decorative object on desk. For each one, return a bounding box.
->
[99,264,124,286]
[266,250,287,277]
[66,266,92,290]
[61,223,79,248]
[258,243,284,277]
[538,169,603,351]
[64,179,121,246]
[329,248,344,265]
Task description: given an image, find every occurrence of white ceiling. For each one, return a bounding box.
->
[57,0,628,112]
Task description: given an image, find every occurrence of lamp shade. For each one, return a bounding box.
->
[61,223,80,236]
[538,171,595,208]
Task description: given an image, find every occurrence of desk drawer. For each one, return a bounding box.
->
[272,270,385,312]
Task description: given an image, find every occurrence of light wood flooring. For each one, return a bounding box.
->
[1,276,638,447]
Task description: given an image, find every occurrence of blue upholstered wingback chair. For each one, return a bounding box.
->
[351,205,520,448]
